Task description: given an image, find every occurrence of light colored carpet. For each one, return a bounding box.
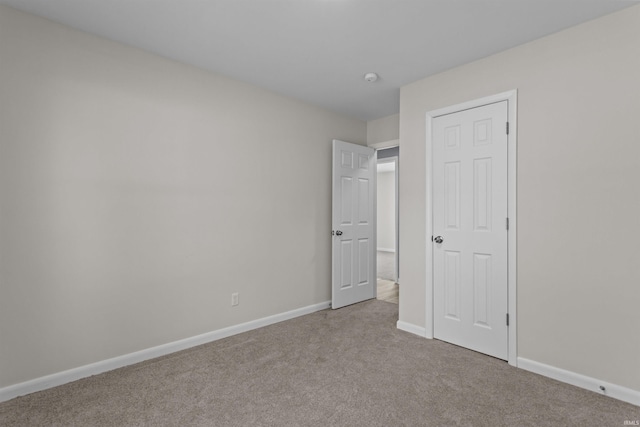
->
[1,300,638,426]
[377,250,395,281]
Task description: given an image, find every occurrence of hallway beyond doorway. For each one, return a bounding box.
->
[377,250,398,304]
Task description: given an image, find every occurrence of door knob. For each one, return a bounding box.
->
[434,236,443,244]
[335,230,343,236]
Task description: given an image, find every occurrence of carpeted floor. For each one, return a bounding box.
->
[1,300,638,426]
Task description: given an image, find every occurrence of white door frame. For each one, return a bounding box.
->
[425,90,518,366]
[376,155,399,282]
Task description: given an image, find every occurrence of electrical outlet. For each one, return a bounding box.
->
[231,292,239,307]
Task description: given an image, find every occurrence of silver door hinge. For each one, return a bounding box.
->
[506,313,510,326]
[506,218,509,230]
[506,122,510,135]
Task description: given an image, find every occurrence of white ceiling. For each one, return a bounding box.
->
[1,0,637,121]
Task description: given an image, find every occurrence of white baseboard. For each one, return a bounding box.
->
[517,357,640,407]
[0,300,331,403]
[377,248,396,253]
[396,320,426,338]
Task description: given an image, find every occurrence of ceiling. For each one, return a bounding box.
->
[1,0,637,121]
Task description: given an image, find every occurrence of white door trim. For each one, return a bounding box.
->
[425,90,518,366]
[369,140,399,150]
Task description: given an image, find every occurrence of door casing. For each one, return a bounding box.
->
[425,90,518,366]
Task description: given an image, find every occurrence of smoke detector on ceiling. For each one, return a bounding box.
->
[364,72,378,83]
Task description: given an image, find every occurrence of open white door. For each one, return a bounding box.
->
[432,101,509,360]
[332,140,376,309]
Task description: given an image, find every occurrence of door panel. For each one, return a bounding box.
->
[444,161,461,230]
[444,250,461,320]
[332,140,376,309]
[433,101,508,360]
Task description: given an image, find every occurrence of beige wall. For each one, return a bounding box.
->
[367,113,399,146]
[376,170,396,252]
[399,5,640,391]
[0,6,365,388]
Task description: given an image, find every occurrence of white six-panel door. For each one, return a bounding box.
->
[432,101,508,360]
[332,140,376,309]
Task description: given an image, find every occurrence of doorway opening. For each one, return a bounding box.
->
[376,146,399,304]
